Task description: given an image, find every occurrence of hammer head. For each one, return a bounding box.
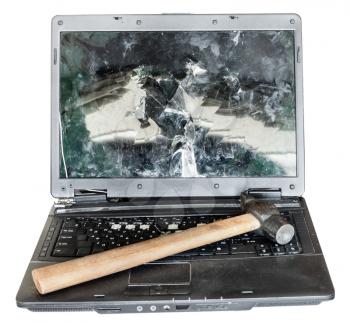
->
[240,191,295,245]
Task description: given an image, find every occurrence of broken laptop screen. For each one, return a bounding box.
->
[59,30,296,178]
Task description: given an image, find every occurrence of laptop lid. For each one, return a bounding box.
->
[51,14,304,198]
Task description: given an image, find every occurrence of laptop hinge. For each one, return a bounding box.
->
[55,189,112,208]
[54,197,76,208]
[245,188,282,199]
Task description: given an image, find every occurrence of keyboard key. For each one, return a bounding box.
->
[56,241,75,247]
[198,245,213,256]
[168,224,179,230]
[108,241,118,248]
[97,242,107,248]
[285,244,300,254]
[214,241,230,255]
[77,234,87,241]
[230,237,242,244]
[214,244,229,255]
[287,239,300,249]
[241,233,251,241]
[63,220,77,228]
[77,241,92,248]
[76,248,91,257]
[52,248,76,257]
[62,228,77,234]
[256,246,272,256]
[59,235,75,240]
[271,245,285,255]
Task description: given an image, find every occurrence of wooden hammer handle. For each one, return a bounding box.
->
[32,213,260,294]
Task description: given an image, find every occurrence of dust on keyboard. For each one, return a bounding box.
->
[51,214,302,258]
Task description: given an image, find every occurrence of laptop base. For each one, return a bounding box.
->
[16,197,334,313]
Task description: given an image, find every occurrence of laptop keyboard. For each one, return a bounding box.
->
[49,212,302,258]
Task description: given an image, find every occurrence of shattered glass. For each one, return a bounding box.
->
[59,31,296,178]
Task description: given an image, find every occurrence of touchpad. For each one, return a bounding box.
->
[126,262,191,295]
[129,262,191,285]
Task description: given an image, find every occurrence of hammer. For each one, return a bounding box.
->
[32,192,295,294]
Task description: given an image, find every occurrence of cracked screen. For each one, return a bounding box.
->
[59,31,296,178]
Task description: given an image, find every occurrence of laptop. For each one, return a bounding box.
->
[16,14,334,313]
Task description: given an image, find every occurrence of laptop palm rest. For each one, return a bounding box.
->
[125,262,191,295]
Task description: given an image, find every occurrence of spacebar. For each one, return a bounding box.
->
[230,244,256,254]
[52,248,76,257]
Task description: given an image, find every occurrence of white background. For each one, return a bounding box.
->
[0,0,349,322]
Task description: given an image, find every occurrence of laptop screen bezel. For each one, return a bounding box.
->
[51,14,304,198]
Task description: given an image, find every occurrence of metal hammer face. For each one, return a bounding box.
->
[240,192,295,245]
